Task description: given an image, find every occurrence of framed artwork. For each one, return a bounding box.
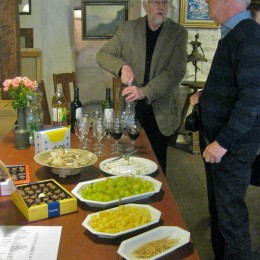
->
[19,0,31,15]
[179,0,218,28]
[20,28,34,48]
[82,0,128,40]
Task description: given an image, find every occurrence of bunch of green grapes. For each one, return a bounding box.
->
[88,205,152,233]
[81,176,155,202]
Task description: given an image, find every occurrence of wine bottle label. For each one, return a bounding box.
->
[53,107,67,123]
[104,108,113,123]
[75,107,82,120]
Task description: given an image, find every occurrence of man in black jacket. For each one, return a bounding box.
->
[190,0,260,259]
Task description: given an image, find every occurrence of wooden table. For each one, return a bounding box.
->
[0,129,200,260]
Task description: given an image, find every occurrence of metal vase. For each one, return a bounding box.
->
[14,107,30,149]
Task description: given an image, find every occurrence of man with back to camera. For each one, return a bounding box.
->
[190,0,260,259]
[96,0,188,175]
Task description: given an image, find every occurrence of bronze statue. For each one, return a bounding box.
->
[187,34,207,81]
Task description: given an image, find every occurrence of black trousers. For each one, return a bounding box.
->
[135,100,170,175]
[200,135,254,260]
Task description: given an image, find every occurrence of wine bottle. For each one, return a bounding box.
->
[71,87,82,133]
[52,85,67,126]
[102,88,114,123]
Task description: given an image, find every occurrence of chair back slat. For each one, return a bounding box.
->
[38,80,51,125]
[53,72,76,103]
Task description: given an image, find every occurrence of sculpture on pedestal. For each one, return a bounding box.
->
[187,34,207,81]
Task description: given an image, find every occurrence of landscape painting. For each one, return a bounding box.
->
[82,1,128,40]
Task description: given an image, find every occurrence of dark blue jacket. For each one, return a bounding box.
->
[200,19,260,161]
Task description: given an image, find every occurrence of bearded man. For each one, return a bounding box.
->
[97,0,188,175]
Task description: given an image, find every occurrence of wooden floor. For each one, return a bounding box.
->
[166,140,260,260]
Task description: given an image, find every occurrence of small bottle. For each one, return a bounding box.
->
[123,84,136,126]
[52,85,67,126]
[26,94,39,144]
[71,87,82,133]
[102,88,114,135]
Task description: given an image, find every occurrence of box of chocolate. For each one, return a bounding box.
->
[11,179,77,222]
[34,126,70,154]
[0,161,17,196]
[6,165,30,185]
[0,163,30,196]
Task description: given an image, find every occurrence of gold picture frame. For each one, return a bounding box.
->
[179,0,218,28]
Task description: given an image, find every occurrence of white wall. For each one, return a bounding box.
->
[20,0,221,111]
[20,0,75,113]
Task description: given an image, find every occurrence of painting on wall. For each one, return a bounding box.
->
[82,0,128,40]
[19,0,31,15]
[20,28,33,48]
[179,0,218,28]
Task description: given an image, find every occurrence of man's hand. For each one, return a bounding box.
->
[122,86,145,102]
[203,140,227,164]
[190,92,202,108]
[121,65,135,85]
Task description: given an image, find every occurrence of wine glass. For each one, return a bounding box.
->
[93,116,106,156]
[81,112,92,143]
[127,119,141,152]
[118,110,128,139]
[110,117,124,155]
[104,111,114,139]
[90,110,103,138]
[74,117,90,149]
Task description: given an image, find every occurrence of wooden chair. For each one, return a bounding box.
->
[53,72,76,103]
[112,77,122,116]
[38,80,51,125]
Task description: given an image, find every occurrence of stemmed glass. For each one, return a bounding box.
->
[93,116,106,156]
[74,115,91,149]
[110,117,124,155]
[118,110,128,139]
[127,119,141,152]
[90,110,103,139]
[104,112,113,139]
[81,112,92,143]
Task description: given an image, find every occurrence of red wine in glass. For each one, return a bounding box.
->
[127,119,141,152]
[111,130,123,140]
[111,127,123,155]
[128,130,139,141]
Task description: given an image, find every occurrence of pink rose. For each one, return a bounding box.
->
[12,78,20,87]
[3,79,12,90]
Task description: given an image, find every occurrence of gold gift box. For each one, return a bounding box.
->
[11,179,77,222]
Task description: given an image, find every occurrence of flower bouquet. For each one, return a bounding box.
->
[2,76,37,109]
[2,76,37,149]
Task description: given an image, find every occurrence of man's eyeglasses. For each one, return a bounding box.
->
[147,0,169,7]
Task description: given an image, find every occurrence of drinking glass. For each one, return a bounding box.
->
[104,111,113,139]
[81,112,92,143]
[74,117,90,149]
[90,110,103,138]
[110,117,124,155]
[118,110,128,139]
[93,116,106,156]
[127,119,141,152]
